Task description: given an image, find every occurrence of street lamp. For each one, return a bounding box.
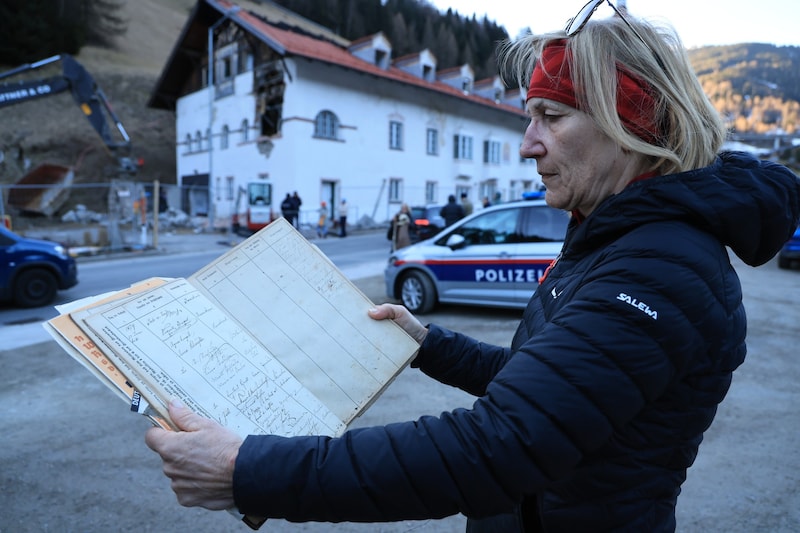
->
[207,5,240,230]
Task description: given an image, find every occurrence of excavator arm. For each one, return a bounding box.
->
[0,54,132,157]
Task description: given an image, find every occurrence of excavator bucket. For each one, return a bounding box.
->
[8,164,75,217]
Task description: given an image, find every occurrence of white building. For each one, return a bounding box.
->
[149,0,541,230]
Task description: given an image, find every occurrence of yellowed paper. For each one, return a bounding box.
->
[188,218,419,425]
[44,278,169,401]
[73,219,419,438]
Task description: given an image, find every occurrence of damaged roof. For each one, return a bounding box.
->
[148,0,524,117]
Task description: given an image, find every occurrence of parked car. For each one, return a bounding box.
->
[385,198,569,313]
[409,204,445,243]
[0,225,78,307]
[778,225,800,269]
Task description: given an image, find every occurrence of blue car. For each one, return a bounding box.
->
[385,198,569,314]
[778,225,800,269]
[0,225,78,307]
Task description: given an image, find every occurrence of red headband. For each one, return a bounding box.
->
[526,40,660,143]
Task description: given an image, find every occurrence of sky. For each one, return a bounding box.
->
[426,0,800,48]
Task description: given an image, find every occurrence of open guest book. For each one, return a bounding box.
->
[44,217,420,529]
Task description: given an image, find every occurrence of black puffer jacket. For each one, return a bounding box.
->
[234,152,800,531]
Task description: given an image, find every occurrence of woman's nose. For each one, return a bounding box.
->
[520,123,544,159]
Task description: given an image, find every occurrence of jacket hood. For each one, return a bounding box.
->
[582,151,800,266]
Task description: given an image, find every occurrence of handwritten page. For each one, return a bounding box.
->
[44,278,169,403]
[77,218,419,438]
[188,218,419,425]
[80,278,345,437]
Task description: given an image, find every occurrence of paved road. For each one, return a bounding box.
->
[1,241,798,532]
[1,227,390,350]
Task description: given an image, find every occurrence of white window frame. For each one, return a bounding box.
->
[483,140,501,164]
[425,181,437,204]
[388,178,402,202]
[221,125,229,150]
[454,134,473,160]
[480,179,498,202]
[426,128,438,155]
[314,110,339,140]
[389,121,403,150]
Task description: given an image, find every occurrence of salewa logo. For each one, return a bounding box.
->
[551,287,564,299]
[616,292,658,320]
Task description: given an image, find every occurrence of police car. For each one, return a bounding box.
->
[385,195,569,313]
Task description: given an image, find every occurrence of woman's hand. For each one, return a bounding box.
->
[145,400,242,510]
[368,303,428,344]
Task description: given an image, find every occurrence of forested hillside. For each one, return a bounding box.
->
[690,44,800,134]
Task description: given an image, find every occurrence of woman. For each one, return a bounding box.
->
[389,203,414,250]
[145,5,800,531]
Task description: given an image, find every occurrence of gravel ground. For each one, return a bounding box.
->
[1,255,799,533]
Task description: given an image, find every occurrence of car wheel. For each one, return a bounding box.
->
[400,271,436,314]
[14,268,58,308]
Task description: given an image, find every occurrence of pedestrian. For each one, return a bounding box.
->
[145,5,800,532]
[439,194,465,227]
[290,191,302,227]
[337,199,348,237]
[315,201,328,238]
[388,203,414,251]
[460,192,473,216]
[158,186,169,213]
[481,196,491,208]
[280,193,294,223]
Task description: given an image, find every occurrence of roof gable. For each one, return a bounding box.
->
[149,0,525,118]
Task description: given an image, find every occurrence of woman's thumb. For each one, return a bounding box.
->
[168,399,206,432]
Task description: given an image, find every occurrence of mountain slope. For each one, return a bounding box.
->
[690,44,800,134]
[0,0,194,214]
[2,0,797,221]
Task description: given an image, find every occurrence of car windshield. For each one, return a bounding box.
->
[440,205,568,245]
[519,205,570,242]
[411,206,442,224]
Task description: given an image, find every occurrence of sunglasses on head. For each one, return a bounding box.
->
[565,0,666,69]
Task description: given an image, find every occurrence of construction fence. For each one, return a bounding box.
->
[0,179,208,251]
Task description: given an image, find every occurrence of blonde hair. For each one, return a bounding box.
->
[498,16,726,175]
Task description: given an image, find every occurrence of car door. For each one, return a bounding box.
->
[513,204,570,304]
[0,230,13,296]
[428,205,523,306]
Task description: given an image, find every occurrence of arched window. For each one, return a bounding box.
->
[241,119,249,143]
[221,125,229,150]
[314,110,339,140]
